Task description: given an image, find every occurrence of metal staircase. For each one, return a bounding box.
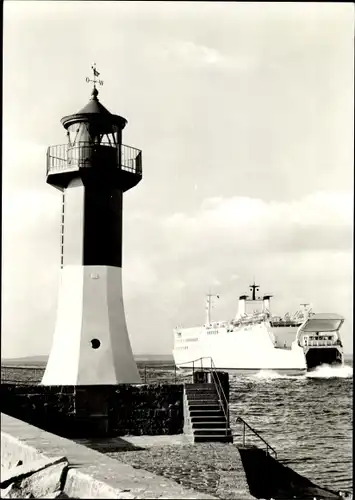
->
[182,357,233,443]
[181,357,279,453]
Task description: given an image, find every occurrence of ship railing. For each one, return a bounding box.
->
[236,416,278,459]
[307,340,336,347]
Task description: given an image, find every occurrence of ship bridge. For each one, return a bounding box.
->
[297,313,344,334]
[296,313,344,348]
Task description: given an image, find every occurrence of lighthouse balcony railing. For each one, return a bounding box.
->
[46,142,142,176]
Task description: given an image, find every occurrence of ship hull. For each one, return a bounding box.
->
[173,323,307,372]
[173,297,345,374]
[305,346,344,371]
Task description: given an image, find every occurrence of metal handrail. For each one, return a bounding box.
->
[176,357,277,452]
[179,356,230,436]
[178,357,229,404]
[46,142,142,176]
[236,416,277,459]
[209,358,230,436]
[48,140,141,153]
[177,356,215,368]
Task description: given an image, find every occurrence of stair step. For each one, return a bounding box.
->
[191,415,226,422]
[186,385,216,388]
[188,398,219,406]
[188,400,220,405]
[194,428,232,436]
[186,391,218,397]
[189,409,224,417]
[187,398,219,403]
[193,434,233,443]
[185,384,214,389]
[192,421,228,429]
[186,393,218,398]
[186,391,217,396]
[188,404,221,411]
[185,391,216,396]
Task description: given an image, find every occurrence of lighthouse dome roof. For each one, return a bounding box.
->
[60,88,127,132]
[77,89,112,116]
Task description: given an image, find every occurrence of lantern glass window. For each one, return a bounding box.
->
[85,124,116,147]
[67,123,91,146]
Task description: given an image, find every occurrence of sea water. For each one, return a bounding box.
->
[1,358,352,494]
[229,361,353,493]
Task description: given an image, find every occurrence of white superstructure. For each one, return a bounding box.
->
[173,283,344,372]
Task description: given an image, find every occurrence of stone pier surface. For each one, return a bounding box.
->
[1,413,216,499]
[75,437,253,499]
[1,413,345,500]
[76,435,345,500]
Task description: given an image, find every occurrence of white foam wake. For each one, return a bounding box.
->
[306,364,353,379]
[254,364,353,381]
[254,370,303,380]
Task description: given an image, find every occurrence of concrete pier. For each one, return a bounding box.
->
[1,413,345,499]
[1,414,215,499]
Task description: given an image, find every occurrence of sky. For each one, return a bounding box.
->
[2,1,354,358]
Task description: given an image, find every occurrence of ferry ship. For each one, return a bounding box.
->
[173,283,344,373]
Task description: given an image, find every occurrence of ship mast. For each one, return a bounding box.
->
[205,291,219,325]
[300,303,311,319]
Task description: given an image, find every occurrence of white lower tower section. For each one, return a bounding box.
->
[42,265,141,385]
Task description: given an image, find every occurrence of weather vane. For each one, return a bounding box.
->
[86,63,104,88]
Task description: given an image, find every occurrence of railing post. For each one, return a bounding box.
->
[174,364,176,384]
[237,417,277,459]
[144,365,147,383]
[46,147,49,175]
[225,401,228,435]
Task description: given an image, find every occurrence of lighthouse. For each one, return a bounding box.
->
[42,67,142,385]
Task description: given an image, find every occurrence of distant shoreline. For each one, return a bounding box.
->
[1,354,175,368]
[1,353,352,369]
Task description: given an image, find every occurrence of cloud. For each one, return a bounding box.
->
[160,40,255,72]
[2,137,353,359]
[121,190,353,353]
[2,1,352,358]
[2,189,353,357]
[160,191,352,257]
[123,257,159,299]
